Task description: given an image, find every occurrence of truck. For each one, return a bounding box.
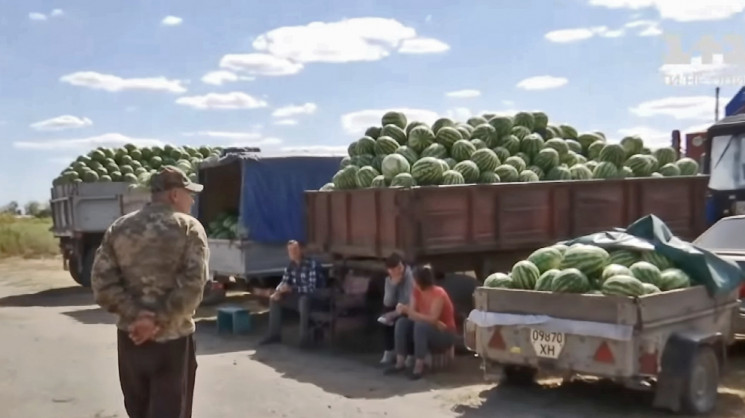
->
[195,150,343,297]
[49,181,150,286]
[701,112,745,223]
[304,175,710,340]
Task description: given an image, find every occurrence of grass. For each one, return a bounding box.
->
[0,214,58,259]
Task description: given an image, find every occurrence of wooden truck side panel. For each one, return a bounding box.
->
[305,176,708,262]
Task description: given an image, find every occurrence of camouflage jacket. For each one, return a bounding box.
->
[91,202,209,342]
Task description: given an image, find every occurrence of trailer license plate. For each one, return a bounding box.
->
[529,329,565,359]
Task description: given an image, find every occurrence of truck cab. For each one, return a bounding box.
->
[703,113,745,223]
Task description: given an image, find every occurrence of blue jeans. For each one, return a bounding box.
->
[394,317,456,360]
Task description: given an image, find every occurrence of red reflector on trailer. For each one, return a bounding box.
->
[639,351,659,375]
[488,327,505,350]
[594,341,615,364]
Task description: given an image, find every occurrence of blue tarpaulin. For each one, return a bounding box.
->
[726,86,745,117]
[238,155,341,244]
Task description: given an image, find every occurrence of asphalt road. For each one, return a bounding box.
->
[1,258,744,418]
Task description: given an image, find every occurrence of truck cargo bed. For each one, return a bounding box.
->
[305,176,708,273]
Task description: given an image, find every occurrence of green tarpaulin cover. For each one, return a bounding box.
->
[560,215,744,297]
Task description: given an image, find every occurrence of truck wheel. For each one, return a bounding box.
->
[502,365,537,386]
[68,255,81,284]
[681,346,719,415]
[73,248,96,288]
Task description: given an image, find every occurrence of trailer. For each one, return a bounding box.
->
[305,176,710,335]
[463,284,739,414]
[196,151,343,293]
[49,182,150,286]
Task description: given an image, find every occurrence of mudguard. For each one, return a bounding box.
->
[652,331,724,412]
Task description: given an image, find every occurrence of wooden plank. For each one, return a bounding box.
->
[637,286,739,325]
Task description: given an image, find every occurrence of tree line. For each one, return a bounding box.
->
[0,201,52,218]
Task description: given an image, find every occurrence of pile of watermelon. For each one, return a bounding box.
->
[319,110,701,190]
[52,144,222,188]
[207,211,242,239]
[483,243,693,297]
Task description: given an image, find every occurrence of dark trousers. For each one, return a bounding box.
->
[394,317,456,360]
[381,306,413,354]
[117,330,197,418]
[267,293,326,342]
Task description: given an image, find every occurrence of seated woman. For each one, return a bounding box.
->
[385,264,457,380]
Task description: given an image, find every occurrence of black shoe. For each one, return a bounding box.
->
[408,370,424,381]
[259,335,281,346]
[383,365,406,375]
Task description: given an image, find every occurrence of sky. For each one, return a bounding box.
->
[1,0,745,205]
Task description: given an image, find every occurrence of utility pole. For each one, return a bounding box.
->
[715,86,720,122]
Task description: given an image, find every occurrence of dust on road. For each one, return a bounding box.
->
[0,257,744,418]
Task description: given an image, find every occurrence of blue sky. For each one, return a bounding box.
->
[1,0,745,205]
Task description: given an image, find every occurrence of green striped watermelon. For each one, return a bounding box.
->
[515,152,532,165]
[535,269,560,291]
[492,147,510,163]
[472,124,497,145]
[560,244,610,278]
[394,146,419,165]
[471,138,487,150]
[601,264,632,284]
[676,157,699,175]
[501,135,521,154]
[374,136,400,156]
[519,170,540,182]
[488,116,513,137]
[478,171,500,184]
[432,117,455,134]
[520,133,544,156]
[467,116,488,128]
[570,164,593,180]
[625,154,653,177]
[511,126,532,140]
[547,166,572,181]
[609,250,641,267]
[453,160,480,183]
[565,139,582,155]
[420,143,449,159]
[333,165,359,190]
[511,260,541,289]
[527,247,564,273]
[544,138,569,156]
[355,136,376,155]
[370,175,387,188]
[405,121,427,136]
[620,135,644,157]
[443,157,457,169]
[484,272,513,289]
[381,124,407,145]
[381,111,407,129]
[439,169,462,185]
[381,153,411,180]
[513,112,535,131]
[551,268,591,293]
[587,141,605,160]
[598,144,625,167]
[390,172,416,188]
[659,163,681,176]
[659,268,691,291]
[653,147,677,166]
[533,112,549,131]
[435,126,462,149]
[601,275,645,297]
[355,166,380,188]
[457,124,473,140]
[365,126,382,139]
[411,157,445,185]
[533,148,560,172]
[320,183,335,191]
[408,125,436,153]
[559,125,579,140]
[470,148,500,172]
[629,261,662,288]
[642,283,661,295]
[593,161,619,179]
[641,251,674,270]
[495,164,519,182]
[504,156,527,172]
[451,139,477,161]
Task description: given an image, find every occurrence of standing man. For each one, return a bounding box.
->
[91,166,209,418]
[379,252,413,365]
[260,240,325,347]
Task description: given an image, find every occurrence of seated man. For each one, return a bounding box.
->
[385,264,457,380]
[260,240,326,347]
[378,252,413,365]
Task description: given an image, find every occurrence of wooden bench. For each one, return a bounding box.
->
[426,345,455,371]
[308,273,371,346]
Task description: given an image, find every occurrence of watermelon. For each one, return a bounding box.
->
[544,138,569,156]
[601,264,632,284]
[527,165,545,180]
[653,147,677,166]
[319,183,335,191]
[659,268,691,291]
[408,126,436,153]
[411,157,445,185]
[570,164,593,180]
[478,171,501,184]
[442,170,465,185]
[601,275,645,297]
[513,112,535,131]
[355,136,376,155]
[495,164,519,182]
[625,154,653,177]
[515,152,532,165]
[593,161,619,179]
[551,268,591,293]
[533,148,560,172]
[533,112,549,131]
[435,126,462,149]
[587,141,605,160]
[381,111,406,129]
[472,124,497,145]
[565,139,582,155]
[492,147,510,163]
[519,170,540,182]
[381,154,410,181]
[511,126,531,140]
[484,272,513,289]
[420,143,449,159]
[676,157,699,175]
[641,251,674,270]
[609,250,641,267]
[453,160,480,183]
[333,165,359,189]
[390,172,416,188]
[395,146,419,165]
[432,117,455,134]
[560,244,610,278]
[559,125,579,140]
[520,133,544,156]
[471,138,487,150]
[488,116,513,137]
[629,261,662,287]
[535,269,560,291]
[511,260,541,289]
[552,244,569,255]
[405,121,428,136]
[470,148,500,172]
[642,283,661,295]
[620,135,644,157]
[501,135,521,154]
[355,166,380,188]
[370,175,387,188]
[456,125,472,140]
[546,166,572,181]
[374,136,400,156]
[598,144,626,167]
[443,157,457,169]
[659,163,681,176]
[451,139,477,161]
[527,247,564,273]
[504,156,527,172]
[467,116,488,128]
[381,124,408,145]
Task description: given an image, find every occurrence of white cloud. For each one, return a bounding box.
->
[219,53,304,77]
[201,70,254,85]
[502,100,516,106]
[181,131,282,147]
[29,12,47,21]
[50,9,64,17]
[545,20,662,42]
[60,71,187,93]
[30,115,92,131]
[544,27,605,43]
[274,119,299,126]
[271,103,317,118]
[444,107,474,122]
[398,37,450,54]
[13,133,164,150]
[629,96,723,120]
[616,126,671,147]
[274,145,348,156]
[589,0,745,22]
[175,92,268,110]
[341,108,440,135]
[624,20,662,36]
[161,16,183,26]
[516,75,568,90]
[445,89,481,99]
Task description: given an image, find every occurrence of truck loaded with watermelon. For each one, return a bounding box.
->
[320,110,700,191]
[463,215,745,415]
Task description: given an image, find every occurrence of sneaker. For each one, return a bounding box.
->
[379,350,395,365]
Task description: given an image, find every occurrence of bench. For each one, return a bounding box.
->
[308,273,371,346]
[426,345,455,371]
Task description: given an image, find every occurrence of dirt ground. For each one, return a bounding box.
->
[1,258,745,418]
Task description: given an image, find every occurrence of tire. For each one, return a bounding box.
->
[68,255,81,284]
[73,248,95,288]
[680,346,719,415]
[502,365,537,386]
